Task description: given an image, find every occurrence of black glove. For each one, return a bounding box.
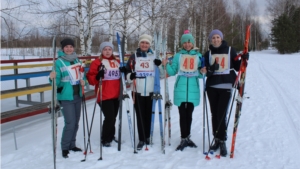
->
[130,72,136,80]
[241,52,249,60]
[96,69,105,81]
[154,59,162,66]
[119,66,127,74]
[210,59,219,71]
[206,59,219,77]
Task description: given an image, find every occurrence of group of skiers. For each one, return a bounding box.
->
[49,29,249,158]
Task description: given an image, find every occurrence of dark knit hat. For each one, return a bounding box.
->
[61,38,75,49]
[180,30,195,46]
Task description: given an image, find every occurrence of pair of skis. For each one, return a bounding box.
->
[150,33,172,154]
[205,25,251,160]
[116,33,134,152]
[161,36,172,153]
[149,33,163,152]
[50,36,61,169]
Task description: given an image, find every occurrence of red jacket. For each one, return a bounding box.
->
[86,56,120,102]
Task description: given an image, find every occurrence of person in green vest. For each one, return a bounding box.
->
[49,38,86,158]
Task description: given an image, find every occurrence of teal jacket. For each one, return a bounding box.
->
[50,50,85,101]
[165,49,203,106]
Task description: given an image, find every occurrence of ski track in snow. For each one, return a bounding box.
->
[256,56,300,147]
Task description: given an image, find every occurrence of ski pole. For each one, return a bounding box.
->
[132,82,138,154]
[81,86,100,162]
[98,65,105,161]
[130,60,148,151]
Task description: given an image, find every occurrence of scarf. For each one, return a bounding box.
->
[58,50,78,62]
[136,48,153,57]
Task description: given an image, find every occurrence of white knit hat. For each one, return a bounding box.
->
[99,42,114,52]
[138,34,152,46]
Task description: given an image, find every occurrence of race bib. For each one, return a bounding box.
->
[178,54,199,77]
[102,59,120,80]
[66,63,81,85]
[135,54,155,77]
[210,54,230,74]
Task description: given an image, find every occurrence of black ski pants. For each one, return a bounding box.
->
[178,102,194,138]
[99,98,119,143]
[206,87,232,141]
[133,92,153,142]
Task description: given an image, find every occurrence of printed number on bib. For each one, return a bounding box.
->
[102,60,120,80]
[211,54,229,73]
[135,58,154,77]
[68,63,81,85]
[180,55,198,72]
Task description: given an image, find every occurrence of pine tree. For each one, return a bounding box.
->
[291,7,300,52]
[271,5,300,54]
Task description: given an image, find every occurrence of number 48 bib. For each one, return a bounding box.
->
[178,54,199,77]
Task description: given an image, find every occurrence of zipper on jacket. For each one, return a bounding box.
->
[186,77,189,103]
[144,77,147,96]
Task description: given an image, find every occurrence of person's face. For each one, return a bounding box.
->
[211,34,222,47]
[139,41,150,52]
[183,42,193,51]
[102,46,113,58]
[63,45,74,55]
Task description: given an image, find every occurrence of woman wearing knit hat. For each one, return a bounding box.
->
[49,37,86,158]
[86,41,121,147]
[125,34,162,150]
[162,30,207,151]
[204,29,249,157]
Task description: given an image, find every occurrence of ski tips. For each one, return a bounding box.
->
[215,155,221,159]
[205,155,211,160]
[81,159,86,162]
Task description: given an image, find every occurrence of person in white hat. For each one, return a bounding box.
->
[125,34,162,150]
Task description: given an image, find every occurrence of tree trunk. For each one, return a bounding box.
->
[77,0,86,56]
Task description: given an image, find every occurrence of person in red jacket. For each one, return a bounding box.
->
[86,42,121,147]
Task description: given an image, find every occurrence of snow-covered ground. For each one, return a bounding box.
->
[1,50,300,169]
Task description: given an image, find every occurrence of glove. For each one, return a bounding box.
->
[206,59,219,77]
[119,66,127,74]
[154,59,162,66]
[210,59,219,71]
[96,69,105,81]
[241,52,249,60]
[130,72,136,80]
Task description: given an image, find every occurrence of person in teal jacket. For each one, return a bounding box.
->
[49,38,85,158]
[162,30,207,151]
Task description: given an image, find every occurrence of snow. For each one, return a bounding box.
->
[1,50,300,169]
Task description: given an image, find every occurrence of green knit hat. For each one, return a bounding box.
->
[180,30,195,46]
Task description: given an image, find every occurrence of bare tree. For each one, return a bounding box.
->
[1,0,37,44]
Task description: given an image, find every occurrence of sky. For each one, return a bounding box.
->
[1,49,300,169]
[1,0,272,38]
